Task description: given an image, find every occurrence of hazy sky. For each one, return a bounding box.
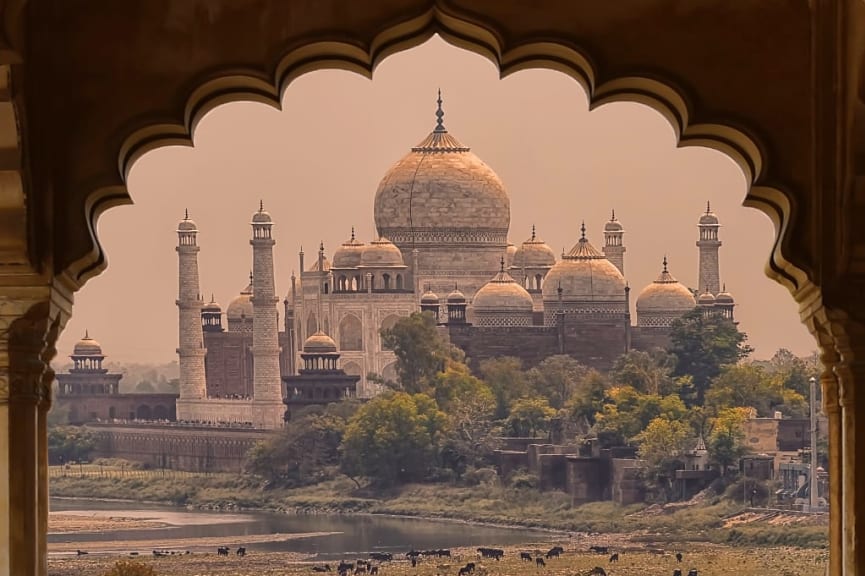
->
[54,36,814,366]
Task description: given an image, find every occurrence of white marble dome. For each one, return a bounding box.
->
[542,226,626,303]
[332,229,365,269]
[512,226,556,269]
[303,331,338,354]
[374,99,510,247]
[227,281,253,320]
[636,259,696,327]
[360,237,405,267]
[473,264,534,327]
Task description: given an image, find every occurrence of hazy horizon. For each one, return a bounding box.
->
[53,35,814,366]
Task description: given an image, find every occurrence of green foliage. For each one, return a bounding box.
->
[525,355,589,409]
[246,402,359,487]
[564,369,609,436]
[707,407,750,474]
[99,560,157,576]
[48,426,96,464]
[668,308,753,406]
[706,363,807,418]
[340,392,448,487]
[610,349,680,396]
[505,397,556,437]
[593,386,687,447]
[379,312,460,393]
[634,416,692,502]
[478,356,529,419]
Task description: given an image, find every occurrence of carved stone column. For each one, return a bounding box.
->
[0,284,71,576]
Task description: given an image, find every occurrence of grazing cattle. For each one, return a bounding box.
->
[312,565,332,572]
[76,550,88,556]
[535,557,546,568]
[589,546,608,555]
[609,553,619,563]
[458,564,474,576]
[217,546,229,556]
[545,546,563,559]
[673,570,682,576]
[236,546,247,557]
[476,548,503,560]
[687,570,698,576]
[676,552,683,563]
[586,568,607,576]
[370,553,393,562]
[369,566,378,575]
[129,552,139,556]
[411,557,417,568]
[337,561,354,574]
[520,552,533,562]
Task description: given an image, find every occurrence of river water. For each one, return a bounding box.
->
[49,499,556,560]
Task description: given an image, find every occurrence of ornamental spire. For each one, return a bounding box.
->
[706,200,711,214]
[663,255,668,273]
[184,208,189,220]
[531,224,536,241]
[259,199,264,212]
[435,88,446,132]
[500,256,505,273]
[611,209,616,221]
[351,226,355,242]
[580,221,586,240]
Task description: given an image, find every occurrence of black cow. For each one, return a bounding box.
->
[589,546,608,555]
[587,568,607,576]
[673,570,682,576]
[535,557,546,568]
[236,546,246,557]
[217,546,229,556]
[687,570,698,576]
[369,552,392,562]
[477,548,503,561]
[609,553,619,563]
[458,563,474,576]
[369,566,379,575]
[337,561,354,575]
[312,565,332,572]
[675,552,683,563]
[546,546,564,558]
[76,550,88,556]
[520,552,533,562]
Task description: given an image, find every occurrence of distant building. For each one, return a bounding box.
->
[55,333,177,423]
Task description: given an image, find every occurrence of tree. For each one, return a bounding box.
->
[564,369,608,436]
[592,386,688,446]
[668,308,753,406]
[525,355,589,409]
[705,363,807,418]
[479,356,529,420]
[634,416,692,501]
[246,401,359,486]
[340,392,448,487]
[47,426,97,464]
[134,380,156,393]
[707,407,750,475]
[610,349,679,396]
[505,397,556,437]
[379,312,460,394]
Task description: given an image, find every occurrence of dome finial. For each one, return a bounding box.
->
[611,209,616,221]
[706,200,711,214]
[351,226,355,242]
[531,224,536,241]
[184,208,189,220]
[663,255,668,273]
[249,270,253,284]
[500,256,505,273]
[210,293,215,303]
[435,88,446,132]
[259,199,264,213]
[84,329,89,339]
[319,241,324,252]
[580,221,586,240]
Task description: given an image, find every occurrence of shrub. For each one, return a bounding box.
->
[99,560,157,576]
[507,469,538,489]
[462,466,499,486]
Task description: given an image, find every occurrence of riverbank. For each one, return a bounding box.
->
[49,472,829,548]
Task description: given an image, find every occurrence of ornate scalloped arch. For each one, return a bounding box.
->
[73,5,806,297]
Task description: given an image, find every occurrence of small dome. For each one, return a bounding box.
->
[604,211,624,232]
[177,211,197,231]
[542,224,626,302]
[715,285,735,304]
[203,295,222,312]
[73,332,103,356]
[308,255,331,272]
[447,285,467,304]
[473,270,534,313]
[636,259,697,313]
[303,331,338,354]
[252,202,273,223]
[332,228,366,269]
[699,202,720,225]
[227,280,254,320]
[505,243,517,268]
[512,226,556,269]
[420,287,440,304]
[698,290,716,305]
[360,237,405,267]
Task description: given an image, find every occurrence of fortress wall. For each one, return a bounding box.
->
[86,424,271,473]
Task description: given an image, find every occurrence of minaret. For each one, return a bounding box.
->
[250,201,284,428]
[603,210,626,275]
[176,210,207,420]
[697,202,722,295]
